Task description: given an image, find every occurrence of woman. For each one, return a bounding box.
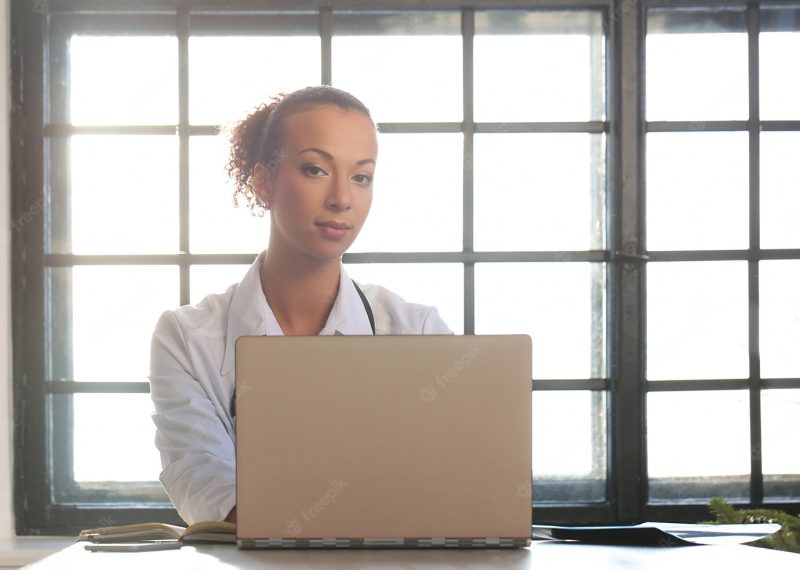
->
[148,86,451,525]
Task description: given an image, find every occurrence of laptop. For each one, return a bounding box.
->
[235,334,532,549]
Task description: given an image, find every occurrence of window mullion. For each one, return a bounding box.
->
[13,0,50,534]
[46,381,151,394]
[178,7,190,306]
[320,7,332,85]
[746,2,763,507]
[612,0,647,523]
[462,7,475,336]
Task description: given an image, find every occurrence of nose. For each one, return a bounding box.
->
[325,174,352,211]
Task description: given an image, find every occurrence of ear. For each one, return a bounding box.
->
[252,161,274,207]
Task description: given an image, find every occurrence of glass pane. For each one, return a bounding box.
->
[71,266,179,382]
[646,132,749,251]
[70,135,178,254]
[648,391,750,501]
[349,133,462,253]
[760,132,800,249]
[647,261,748,380]
[760,7,800,120]
[70,36,178,125]
[73,393,162,482]
[646,10,748,121]
[762,389,800,499]
[474,11,605,122]
[189,36,320,126]
[190,135,269,254]
[332,13,462,123]
[475,263,606,380]
[191,264,251,305]
[532,391,606,502]
[344,263,463,334]
[760,261,800,379]
[474,134,605,252]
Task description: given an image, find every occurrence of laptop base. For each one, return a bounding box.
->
[238,537,530,549]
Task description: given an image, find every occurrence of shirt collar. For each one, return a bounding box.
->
[219,251,373,376]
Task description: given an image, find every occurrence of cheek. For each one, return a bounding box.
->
[271,188,312,234]
[359,189,374,216]
[276,180,313,214]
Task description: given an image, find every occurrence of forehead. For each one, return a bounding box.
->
[281,105,378,158]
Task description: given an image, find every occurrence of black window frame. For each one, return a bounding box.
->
[11,0,800,536]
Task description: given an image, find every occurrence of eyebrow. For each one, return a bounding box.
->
[298,147,375,166]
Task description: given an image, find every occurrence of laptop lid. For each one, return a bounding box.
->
[235,334,532,548]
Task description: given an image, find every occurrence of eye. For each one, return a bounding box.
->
[352,173,374,186]
[301,164,327,177]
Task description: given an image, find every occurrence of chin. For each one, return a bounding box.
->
[309,245,350,263]
[321,238,357,257]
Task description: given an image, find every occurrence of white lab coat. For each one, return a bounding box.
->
[148,250,452,525]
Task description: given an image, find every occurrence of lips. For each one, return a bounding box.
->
[315,221,351,230]
[315,221,352,240]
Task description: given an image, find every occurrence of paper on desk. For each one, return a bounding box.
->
[531,522,782,546]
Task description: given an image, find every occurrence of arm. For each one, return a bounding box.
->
[149,310,237,525]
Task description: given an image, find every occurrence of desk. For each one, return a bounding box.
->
[26,541,800,569]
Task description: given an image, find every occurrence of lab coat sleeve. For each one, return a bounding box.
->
[148,310,236,525]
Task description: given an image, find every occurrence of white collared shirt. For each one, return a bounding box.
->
[149,250,452,525]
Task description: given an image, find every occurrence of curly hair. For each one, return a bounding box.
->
[225,85,374,216]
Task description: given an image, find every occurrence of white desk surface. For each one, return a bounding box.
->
[26,540,800,569]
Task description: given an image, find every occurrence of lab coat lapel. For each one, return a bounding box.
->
[219,251,277,377]
[332,263,375,336]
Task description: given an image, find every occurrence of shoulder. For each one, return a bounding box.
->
[153,283,237,344]
[356,282,452,335]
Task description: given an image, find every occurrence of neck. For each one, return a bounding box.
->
[260,243,341,336]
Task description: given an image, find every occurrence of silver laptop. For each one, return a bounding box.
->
[235,334,532,549]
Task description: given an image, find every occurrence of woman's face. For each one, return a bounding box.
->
[255,104,378,264]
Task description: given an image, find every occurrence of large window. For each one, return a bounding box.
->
[644,4,800,507]
[11,0,800,534]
